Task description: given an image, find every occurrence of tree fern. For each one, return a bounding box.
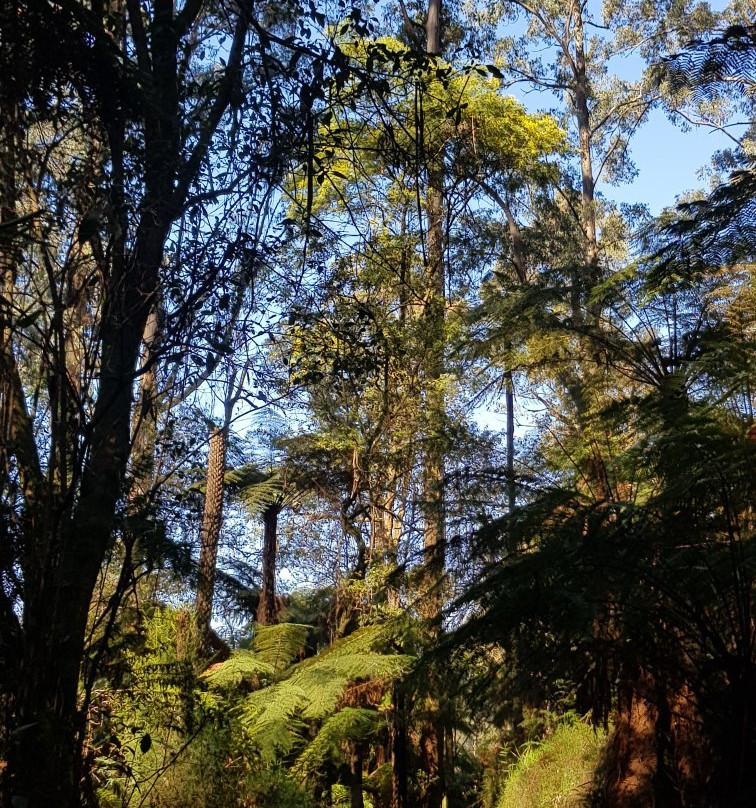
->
[239,622,414,765]
[188,463,283,513]
[224,464,284,514]
[201,623,310,694]
[292,653,410,719]
[293,708,380,776]
[241,682,310,762]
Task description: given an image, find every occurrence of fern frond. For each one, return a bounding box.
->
[223,464,270,489]
[241,682,309,762]
[238,477,283,515]
[303,621,406,661]
[292,653,413,720]
[253,623,310,673]
[201,650,275,689]
[238,622,414,762]
[227,465,282,512]
[293,708,381,777]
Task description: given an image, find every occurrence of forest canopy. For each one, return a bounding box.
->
[0,1,753,807]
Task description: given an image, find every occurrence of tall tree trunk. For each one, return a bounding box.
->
[418,5,447,807]
[422,0,445,604]
[503,199,524,518]
[572,6,599,279]
[195,426,228,646]
[505,373,516,516]
[8,223,170,808]
[130,302,163,502]
[1,1,250,801]
[256,502,281,626]
[0,5,28,685]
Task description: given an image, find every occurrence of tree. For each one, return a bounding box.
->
[0,0,317,802]
[442,14,755,808]
[196,426,229,645]
[279,31,564,803]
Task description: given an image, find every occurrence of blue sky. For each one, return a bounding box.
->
[608,108,736,213]
[600,0,737,214]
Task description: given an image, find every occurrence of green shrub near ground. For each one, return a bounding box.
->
[497,720,607,808]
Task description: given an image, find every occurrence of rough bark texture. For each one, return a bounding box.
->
[256,502,281,626]
[668,685,710,808]
[196,427,228,644]
[419,718,445,808]
[605,675,659,808]
[572,6,599,277]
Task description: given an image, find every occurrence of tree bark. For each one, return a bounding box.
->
[129,302,163,503]
[196,426,228,645]
[503,199,523,518]
[604,672,659,808]
[572,4,599,279]
[418,5,447,807]
[256,502,281,626]
[421,0,446,616]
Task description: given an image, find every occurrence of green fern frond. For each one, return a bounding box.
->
[223,464,271,489]
[292,653,412,720]
[302,621,405,662]
[224,464,283,514]
[293,708,381,776]
[238,477,283,515]
[320,652,412,681]
[253,623,310,673]
[241,682,309,762]
[201,650,275,689]
[331,783,375,808]
[238,623,414,762]
[284,623,414,720]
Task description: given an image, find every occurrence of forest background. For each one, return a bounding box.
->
[0,0,754,806]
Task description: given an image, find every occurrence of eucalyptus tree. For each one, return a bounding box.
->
[280,37,563,805]
[470,0,724,516]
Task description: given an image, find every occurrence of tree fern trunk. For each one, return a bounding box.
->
[256,502,280,626]
[604,670,659,808]
[196,427,227,645]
